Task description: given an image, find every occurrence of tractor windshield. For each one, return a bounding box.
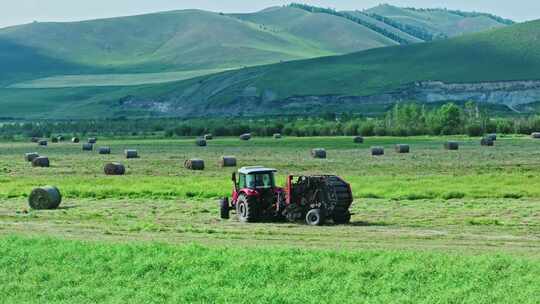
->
[246,172,275,189]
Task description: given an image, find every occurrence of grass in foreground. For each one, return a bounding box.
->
[1,236,539,304]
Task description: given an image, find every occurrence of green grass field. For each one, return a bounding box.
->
[1,135,540,302]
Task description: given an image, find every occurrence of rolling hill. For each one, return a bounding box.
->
[0,4,513,89]
[365,4,513,40]
[0,6,398,87]
[1,18,538,119]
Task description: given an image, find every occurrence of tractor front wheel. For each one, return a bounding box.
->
[219,197,230,219]
[305,209,325,226]
[237,195,258,222]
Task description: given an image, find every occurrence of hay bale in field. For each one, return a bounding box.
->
[25,152,39,162]
[125,149,138,159]
[88,138,97,144]
[395,144,410,153]
[28,186,62,210]
[104,162,125,175]
[311,148,326,159]
[487,134,497,141]
[32,156,50,167]
[98,147,111,154]
[57,135,65,142]
[371,146,385,156]
[444,141,459,150]
[273,133,282,139]
[196,138,207,147]
[481,137,494,146]
[51,137,58,143]
[31,137,39,143]
[220,156,237,167]
[185,159,205,170]
[38,140,48,146]
[204,134,213,140]
[353,136,364,144]
[82,143,93,151]
[240,133,251,141]
[532,132,540,139]
[72,137,80,143]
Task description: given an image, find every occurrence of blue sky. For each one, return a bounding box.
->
[1,0,538,28]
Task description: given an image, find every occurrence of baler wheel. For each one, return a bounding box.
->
[305,209,325,226]
[332,211,351,224]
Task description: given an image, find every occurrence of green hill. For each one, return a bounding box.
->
[1,19,538,119]
[365,4,512,40]
[0,7,399,87]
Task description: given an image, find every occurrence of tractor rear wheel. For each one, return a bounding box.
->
[219,197,230,219]
[305,209,325,226]
[237,195,258,222]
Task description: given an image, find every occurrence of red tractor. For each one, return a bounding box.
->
[219,166,353,225]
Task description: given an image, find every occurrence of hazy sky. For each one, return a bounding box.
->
[1,0,538,28]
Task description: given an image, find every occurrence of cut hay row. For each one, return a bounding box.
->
[28,186,62,210]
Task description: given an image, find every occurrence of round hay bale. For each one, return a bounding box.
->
[88,138,97,144]
[57,135,65,142]
[273,133,282,139]
[28,186,62,210]
[38,140,48,146]
[444,141,459,150]
[311,148,327,159]
[532,132,540,139]
[82,143,93,151]
[481,137,494,146]
[51,137,58,143]
[185,159,205,170]
[395,144,410,154]
[25,152,39,162]
[204,134,213,140]
[32,156,50,168]
[371,146,385,156]
[72,137,80,143]
[104,162,125,175]
[487,134,497,141]
[196,138,207,147]
[98,147,111,154]
[220,156,237,167]
[125,149,138,159]
[240,133,251,141]
[31,137,39,143]
[353,136,364,144]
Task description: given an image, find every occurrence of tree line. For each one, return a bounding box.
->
[1,102,539,140]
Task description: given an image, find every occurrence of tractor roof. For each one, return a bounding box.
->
[238,166,277,174]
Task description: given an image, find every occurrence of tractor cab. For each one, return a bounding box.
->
[235,166,276,190]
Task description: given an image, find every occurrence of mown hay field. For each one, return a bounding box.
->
[1,135,540,303]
